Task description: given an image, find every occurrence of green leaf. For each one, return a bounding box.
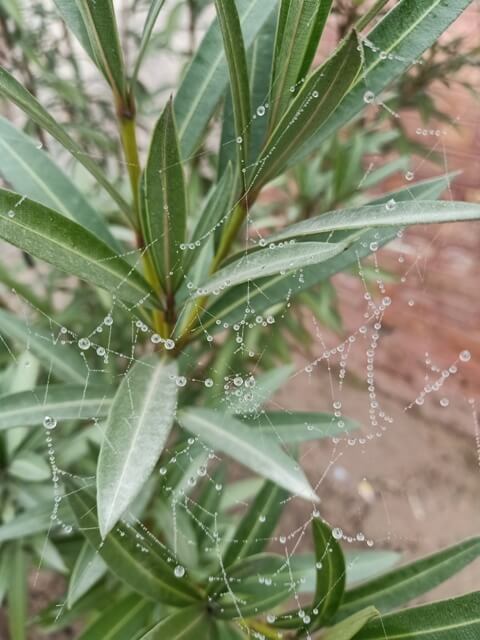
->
[338,537,480,619]
[0,310,86,384]
[0,116,118,250]
[66,477,201,606]
[72,0,127,99]
[269,0,333,128]
[200,173,463,331]
[178,407,318,502]
[227,365,293,415]
[0,66,130,215]
[241,411,358,443]
[247,11,277,164]
[250,31,361,189]
[54,0,96,62]
[0,503,70,543]
[97,356,178,537]
[0,190,154,308]
[67,542,107,608]
[175,0,277,160]
[223,481,288,566]
[322,607,379,640]
[76,593,151,640]
[270,201,480,243]
[0,384,113,431]
[214,0,251,169]
[9,451,51,482]
[292,0,474,165]
[354,591,480,640]
[142,99,187,293]
[131,0,166,85]
[140,605,209,640]
[6,543,27,640]
[195,241,348,296]
[310,518,346,629]
[183,163,234,277]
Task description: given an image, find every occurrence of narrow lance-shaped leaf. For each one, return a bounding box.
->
[354,591,480,640]
[67,542,107,609]
[6,543,27,640]
[322,607,379,640]
[178,407,319,502]
[182,162,234,278]
[142,99,187,293]
[200,173,463,331]
[269,0,333,128]
[0,190,154,308]
[337,537,480,619]
[175,0,277,160]
[97,356,178,537]
[131,0,166,86]
[223,481,288,567]
[241,411,359,444]
[270,201,480,243]
[66,477,201,606]
[214,0,251,170]
[76,594,152,640]
[194,240,350,296]
[70,0,127,100]
[0,116,118,250]
[310,519,346,629]
[0,385,113,431]
[0,67,130,216]
[291,0,474,165]
[249,31,362,190]
[0,310,86,384]
[140,606,209,640]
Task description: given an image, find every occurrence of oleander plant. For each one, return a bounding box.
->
[0,0,479,638]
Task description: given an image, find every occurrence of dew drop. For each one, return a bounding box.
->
[256,105,266,117]
[440,398,449,408]
[363,90,375,104]
[204,378,214,388]
[43,416,57,430]
[78,338,90,350]
[165,339,175,350]
[459,350,471,362]
[176,376,187,387]
[174,565,185,578]
[332,527,343,540]
[385,198,397,211]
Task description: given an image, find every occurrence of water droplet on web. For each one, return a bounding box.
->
[236,136,243,144]
[7,209,15,218]
[256,105,266,117]
[204,378,213,388]
[363,90,375,104]
[159,467,167,475]
[104,315,113,326]
[78,338,90,350]
[369,241,378,252]
[176,376,187,387]
[43,416,57,430]
[174,565,185,578]
[151,333,161,344]
[259,514,266,523]
[96,346,105,356]
[385,198,397,211]
[440,398,449,407]
[165,339,175,350]
[459,350,471,362]
[315,561,323,569]
[332,527,343,540]
[405,171,414,181]
[267,614,276,623]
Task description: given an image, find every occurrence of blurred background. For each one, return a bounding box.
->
[0,1,479,635]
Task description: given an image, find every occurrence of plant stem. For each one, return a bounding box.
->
[245,619,283,639]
